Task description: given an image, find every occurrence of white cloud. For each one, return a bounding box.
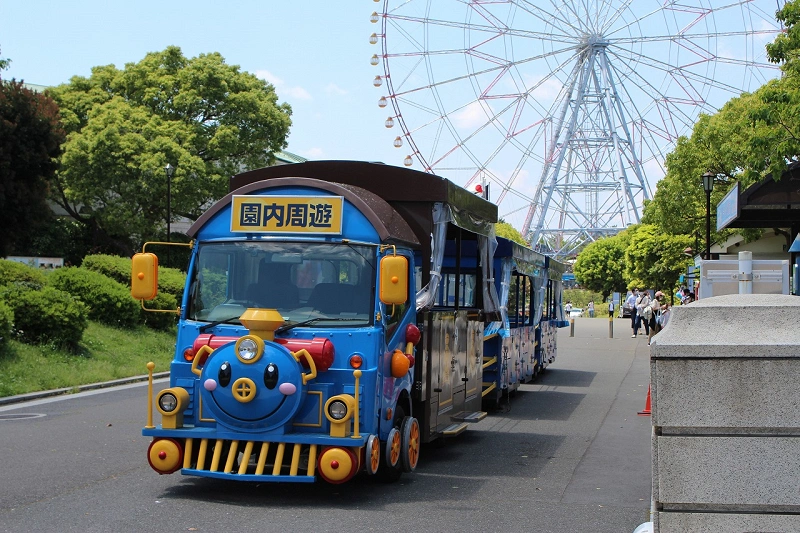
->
[256,70,312,101]
[325,83,348,96]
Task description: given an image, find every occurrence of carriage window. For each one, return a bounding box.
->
[435,271,476,308]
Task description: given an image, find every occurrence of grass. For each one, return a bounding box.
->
[0,321,176,398]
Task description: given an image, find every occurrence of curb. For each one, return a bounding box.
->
[0,371,170,407]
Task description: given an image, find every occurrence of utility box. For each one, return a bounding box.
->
[650,293,800,532]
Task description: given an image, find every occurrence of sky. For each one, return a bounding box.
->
[1,1,400,164]
[1,1,785,234]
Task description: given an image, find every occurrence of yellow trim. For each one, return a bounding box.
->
[183,438,194,469]
[238,441,254,475]
[232,377,257,403]
[307,445,318,476]
[224,441,240,473]
[482,356,497,369]
[197,439,209,470]
[481,382,497,397]
[272,443,286,475]
[292,349,318,384]
[439,397,452,408]
[484,332,499,341]
[352,370,362,439]
[197,394,216,423]
[293,390,324,427]
[210,439,224,471]
[255,442,270,475]
[191,345,214,376]
[234,335,264,365]
[290,443,302,476]
[141,240,194,253]
[145,362,155,429]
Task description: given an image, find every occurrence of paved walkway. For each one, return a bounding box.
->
[475,316,654,531]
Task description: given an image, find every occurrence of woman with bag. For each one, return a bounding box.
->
[635,291,651,337]
[647,291,664,345]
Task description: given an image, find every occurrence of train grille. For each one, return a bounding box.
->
[182,438,317,482]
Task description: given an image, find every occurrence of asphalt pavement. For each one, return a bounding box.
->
[0,316,653,533]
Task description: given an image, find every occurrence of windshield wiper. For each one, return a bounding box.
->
[275,317,362,334]
[198,316,242,333]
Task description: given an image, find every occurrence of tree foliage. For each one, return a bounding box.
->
[572,235,627,300]
[0,79,65,256]
[624,225,692,293]
[496,221,527,245]
[50,46,292,254]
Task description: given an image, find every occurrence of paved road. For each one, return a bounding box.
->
[0,317,652,533]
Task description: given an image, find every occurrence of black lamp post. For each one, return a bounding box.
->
[702,171,714,260]
[164,163,175,266]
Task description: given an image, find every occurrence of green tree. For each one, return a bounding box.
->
[0,79,66,256]
[496,221,527,245]
[572,234,627,300]
[624,224,692,294]
[50,46,292,255]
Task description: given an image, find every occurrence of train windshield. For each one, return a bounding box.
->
[187,241,376,328]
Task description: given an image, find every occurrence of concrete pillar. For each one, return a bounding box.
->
[650,294,800,532]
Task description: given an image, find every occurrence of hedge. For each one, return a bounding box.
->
[0,300,13,343]
[82,254,186,300]
[0,259,48,288]
[0,284,88,347]
[49,267,140,328]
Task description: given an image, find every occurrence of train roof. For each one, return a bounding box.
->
[230,161,498,223]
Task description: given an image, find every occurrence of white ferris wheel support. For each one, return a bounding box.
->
[371,1,785,258]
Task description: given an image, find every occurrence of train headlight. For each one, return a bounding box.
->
[155,387,190,429]
[235,335,263,364]
[324,395,356,437]
[159,392,178,412]
[328,399,348,420]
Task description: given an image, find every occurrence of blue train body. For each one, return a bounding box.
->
[138,161,565,484]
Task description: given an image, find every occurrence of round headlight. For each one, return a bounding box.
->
[159,392,178,412]
[238,338,259,361]
[328,399,348,420]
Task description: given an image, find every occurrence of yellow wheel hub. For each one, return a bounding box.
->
[148,439,182,474]
[232,377,257,403]
[319,447,355,482]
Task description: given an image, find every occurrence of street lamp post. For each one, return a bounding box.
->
[702,171,715,260]
[164,163,175,266]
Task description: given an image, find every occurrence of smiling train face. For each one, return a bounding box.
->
[199,336,306,432]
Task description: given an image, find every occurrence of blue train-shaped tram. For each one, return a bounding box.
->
[134,161,566,484]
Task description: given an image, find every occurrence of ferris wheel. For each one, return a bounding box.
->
[370,0,785,257]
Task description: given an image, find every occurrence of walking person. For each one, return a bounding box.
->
[626,289,639,337]
[587,300,594,318]
[647,291,664,345]
[635,290,651,337]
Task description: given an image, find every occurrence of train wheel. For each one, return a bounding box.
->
[365,434,381,476]
[386,427,401,468]
[400,416,420,472]
[376,406,405,482]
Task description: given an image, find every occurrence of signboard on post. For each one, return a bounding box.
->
[716,182,740,231]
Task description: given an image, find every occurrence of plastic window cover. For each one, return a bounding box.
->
[416,203,449,310]
[552,279,566,322]
[415,203,500,312]
[479,229,501,316]
[484,257,513,338]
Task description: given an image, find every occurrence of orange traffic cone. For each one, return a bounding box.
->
[637,384,651,416]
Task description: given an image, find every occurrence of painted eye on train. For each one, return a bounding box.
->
[264,363,279,389]
[218,362,232,387]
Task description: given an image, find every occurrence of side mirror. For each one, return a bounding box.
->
[131,253,159,300]
[379,255,408,305]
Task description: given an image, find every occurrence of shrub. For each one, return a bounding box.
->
[0,284,88,347]
[0,259,47,288]
[49,267,139,328]
[140,292,179,331]
[82,253,185,300]
[80,254,130,285]
[0,300,13,343]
